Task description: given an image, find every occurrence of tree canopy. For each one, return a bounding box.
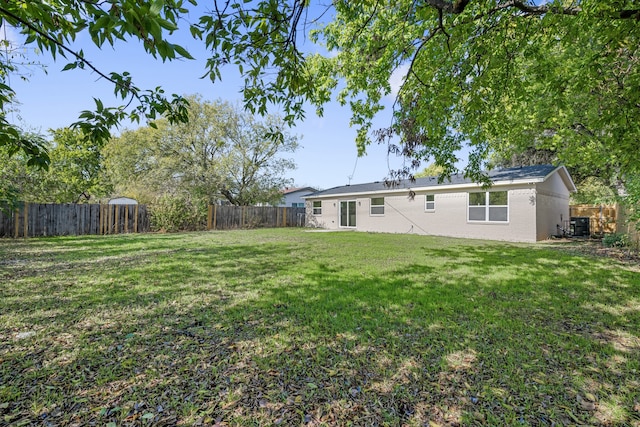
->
[308,0,640,184]
[104,96,299,207]
[2,0,639,186]
[0,128,111,206]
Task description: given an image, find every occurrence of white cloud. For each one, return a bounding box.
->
[387,63,409,100]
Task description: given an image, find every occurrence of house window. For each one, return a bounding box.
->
[468,191,508,222]
[370,197,385,215]
[291,202,305,208]
[312,201,322,215]
[425,194,435,211]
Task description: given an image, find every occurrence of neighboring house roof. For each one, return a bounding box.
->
[282,186,318,195]
[305,165,576,198]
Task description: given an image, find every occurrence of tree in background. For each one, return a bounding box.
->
[217,113,298,206]
[414,163,445,179]
[102,126,160,203]
[570,177,617,205]
[104,96,298,228]
[0,128,111,206]
[0,130,48,210]
[43,128,112,203]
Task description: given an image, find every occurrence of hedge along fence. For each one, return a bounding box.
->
[0,203,150,238]
[207,205,306,230]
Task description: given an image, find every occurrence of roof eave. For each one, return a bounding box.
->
[547,165,577,193]
[304,178,544,199]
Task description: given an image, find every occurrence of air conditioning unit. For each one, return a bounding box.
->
[570,217,590,237]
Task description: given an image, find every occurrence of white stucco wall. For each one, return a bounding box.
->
[308,184,540,242]
[535,171,571,240]
[305,199,337,229]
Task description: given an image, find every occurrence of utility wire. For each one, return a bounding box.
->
[347,154,358,185]
[386,199,429,235]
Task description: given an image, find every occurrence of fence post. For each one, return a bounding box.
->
[114,205,119,234]
[104,204,108,234]
[101,204,106,234]
[134,204,139,233]
[23,204,29,238]
[14,208,19,238]
[283,207,287,227]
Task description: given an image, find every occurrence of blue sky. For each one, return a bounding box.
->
[3,4,455,191]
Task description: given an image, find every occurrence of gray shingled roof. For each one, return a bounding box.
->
[307,165,560,198]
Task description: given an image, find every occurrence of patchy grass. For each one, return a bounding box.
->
[1,229,639,426]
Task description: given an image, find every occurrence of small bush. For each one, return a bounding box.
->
[602,233,629,248]
[149,195,206,232]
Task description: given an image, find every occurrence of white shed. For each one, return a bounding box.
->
[108,197,139,205]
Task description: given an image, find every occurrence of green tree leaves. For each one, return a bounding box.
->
[2,0,640,196]
[103,96,299,207]
[306,0,640,183]
[1,0,193,164]
[0,128,111,206]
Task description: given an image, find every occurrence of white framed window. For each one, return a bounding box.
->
[370,197,385,215]
[312,201,322,215]
[468,191,508,222]
[291,202,304,208]
[425,194,435,211]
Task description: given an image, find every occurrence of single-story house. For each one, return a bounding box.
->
[304,165,576,242]
[279,187,319,208]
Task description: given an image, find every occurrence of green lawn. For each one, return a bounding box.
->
[1,229,639,426]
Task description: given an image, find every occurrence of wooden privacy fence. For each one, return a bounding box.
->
[0,203,150,238]
[612,204,640,245]
[207,205,306,230]
[570,204,618,235]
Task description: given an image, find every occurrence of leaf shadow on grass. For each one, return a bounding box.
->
[1,232,639,426]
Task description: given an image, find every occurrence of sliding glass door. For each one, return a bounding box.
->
[339,201,357,227]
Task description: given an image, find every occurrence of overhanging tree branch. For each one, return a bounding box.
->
[424,0,639,20]
[0,5,140,104]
